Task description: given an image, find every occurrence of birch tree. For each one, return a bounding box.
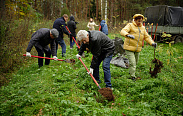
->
[104,0,107,21]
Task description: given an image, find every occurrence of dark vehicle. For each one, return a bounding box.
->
[144,5,183,43]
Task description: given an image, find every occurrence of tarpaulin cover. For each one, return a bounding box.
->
[110,37,129,68]
[144,5,183,26]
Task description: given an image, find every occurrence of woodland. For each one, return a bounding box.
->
[0,0,183,115]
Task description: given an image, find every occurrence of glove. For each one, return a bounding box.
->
[126,34,135,39]
[53,56,58,61]
[87,68,94,75]
[26,52,31,57]
[76,54,81,59]
[75,22,79,24]
[152,43,157,48]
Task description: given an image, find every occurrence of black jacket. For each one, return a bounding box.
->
[26,28,56,56]
[67,16,77,37]
[53,17,70,38]
[78,31,115,69]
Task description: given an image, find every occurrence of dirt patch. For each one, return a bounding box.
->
[149,58,164,77]
[66,59,75,64]
[98,88,115,101]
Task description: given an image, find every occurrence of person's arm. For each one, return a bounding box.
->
[50,39,57,56]
[87,22,91,29]
[73,21,77,30]
[78,43,87,55]
[94,22,99,26]
[120,23,131,37]
[60,21,70,35]
[90,41,101,69]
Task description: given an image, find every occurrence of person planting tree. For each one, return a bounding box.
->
[76,30,115,88]
[53,14,72,57]
[120,14,157,81]
[25,28,59,68]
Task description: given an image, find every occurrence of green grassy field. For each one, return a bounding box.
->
[0,34,183,115]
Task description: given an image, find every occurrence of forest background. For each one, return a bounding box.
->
[0,0,183,85]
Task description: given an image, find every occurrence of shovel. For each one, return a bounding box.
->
[23,54,75,63]
[78,57,115,101]
[66,27,115,101]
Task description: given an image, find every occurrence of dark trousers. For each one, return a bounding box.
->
[93,55,113,88]
[35,46,51,67]
[70,36,76,48]
[55,36,66,56]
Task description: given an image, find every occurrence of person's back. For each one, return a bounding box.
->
[100,20,108,35]
[67,16,76,37]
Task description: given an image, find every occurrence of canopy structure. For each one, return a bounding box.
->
[144,5,183,26]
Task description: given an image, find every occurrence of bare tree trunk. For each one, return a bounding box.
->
[0,0,5,19]
[110,0,114,26]
[89,0,91,18]
[104,0,107,21]
[85,0,88,21]
[96,0,98,20]
[101,0,103,19]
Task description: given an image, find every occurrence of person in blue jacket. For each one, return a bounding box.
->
[99,20,108,35]
[53,14,72,57]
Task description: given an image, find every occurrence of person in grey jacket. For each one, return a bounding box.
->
[25,28,59,68]
[76,30,115,88]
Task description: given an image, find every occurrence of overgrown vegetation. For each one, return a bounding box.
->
[0,1,183,115]
[0,33,183,115]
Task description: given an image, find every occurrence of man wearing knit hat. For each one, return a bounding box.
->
[25,28,59,68]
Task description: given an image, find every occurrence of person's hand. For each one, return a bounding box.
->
[53,56,58,61]
[76,54,81,59]
[152,43,157,48]
[26,52,31,57]
[87,68,94,75]
[75,22,79,24]
[126,34,135,39]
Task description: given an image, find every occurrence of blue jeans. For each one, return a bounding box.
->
[70,36,76,48]
[93,55,113,88]
[35,46,51,67]
[55,36,66,56]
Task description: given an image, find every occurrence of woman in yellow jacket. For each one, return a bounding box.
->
[120,14,157,80]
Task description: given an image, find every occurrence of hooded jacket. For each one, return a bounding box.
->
[100,20,108,35]
[26,28,56,56]
[78,31,115,69]
[53,17,70,38]
[67,16,77,37]
[120,21,154,52]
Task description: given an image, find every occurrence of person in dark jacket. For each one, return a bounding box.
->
[25,28,59,68]
[53,14,72,57]
[76,30,115,88]
[67,15,77,49]
[99,20,108,35]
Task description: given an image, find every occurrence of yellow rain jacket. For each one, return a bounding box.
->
[120,21,154,52]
